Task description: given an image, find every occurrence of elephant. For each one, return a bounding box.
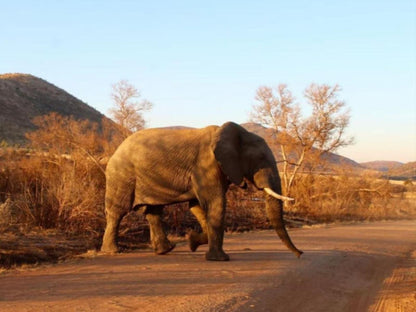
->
[101,122,303,261]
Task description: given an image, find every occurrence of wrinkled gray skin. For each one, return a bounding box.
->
[101,122,302,261]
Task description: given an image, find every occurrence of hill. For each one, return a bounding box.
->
[360,161,403,172]
[0,73,105,144]
[386,162,416,180]
[360,161,415,180]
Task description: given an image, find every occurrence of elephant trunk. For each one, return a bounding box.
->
[264,195,303,258]
[253,168,302,258]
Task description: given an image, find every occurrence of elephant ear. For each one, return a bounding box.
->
[212,122,244,185]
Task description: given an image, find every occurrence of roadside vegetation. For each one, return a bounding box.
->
[1,82,415,268]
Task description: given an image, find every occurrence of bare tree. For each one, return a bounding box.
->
[251,83,353,199]
[109,80,153,137]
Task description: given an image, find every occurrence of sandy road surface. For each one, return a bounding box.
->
[1,220,415,312]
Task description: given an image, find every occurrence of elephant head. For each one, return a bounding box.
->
[213,122,303,258]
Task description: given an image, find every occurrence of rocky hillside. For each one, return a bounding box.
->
[0,73,105,144]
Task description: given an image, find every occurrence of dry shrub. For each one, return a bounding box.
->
[0,149,105,236]
[0,113,124,238]
[288,171,416,222]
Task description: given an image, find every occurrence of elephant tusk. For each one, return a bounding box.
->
[264,188,295,202]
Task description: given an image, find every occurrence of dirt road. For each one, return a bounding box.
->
[1,221,415,312]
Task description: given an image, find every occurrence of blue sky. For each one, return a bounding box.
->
[1,0,415,162]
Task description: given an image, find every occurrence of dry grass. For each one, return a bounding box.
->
[286,172,416,222]
[0,148,106,234]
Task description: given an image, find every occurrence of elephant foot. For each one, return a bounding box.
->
[100,242,119,254]
[154,240,176,255]
[188,230,208,252]
[205,249,230,261]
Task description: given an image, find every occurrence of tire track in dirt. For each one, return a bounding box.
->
[369,250,416,312]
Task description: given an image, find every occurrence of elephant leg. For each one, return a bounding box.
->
[205,196,229,261]
[144,205,176,255]
[101,179,134,253]
[189,204,208,252]
[101,206,126,253]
